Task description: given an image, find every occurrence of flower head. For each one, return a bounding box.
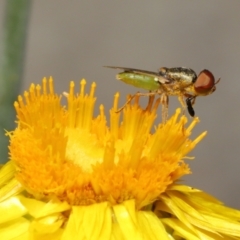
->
[1,77,240,239]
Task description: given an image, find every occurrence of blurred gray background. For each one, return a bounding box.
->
[1,1,240,208]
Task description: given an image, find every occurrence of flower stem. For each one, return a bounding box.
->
[0,0,31,163]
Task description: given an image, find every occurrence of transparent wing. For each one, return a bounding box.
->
[104,66,170,84]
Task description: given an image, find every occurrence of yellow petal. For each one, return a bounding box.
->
[161,194,199,236]
[137,211,170,240]
[162,218,212,240]
[113,202,142,240]
[29,228,63,240]
[0,161,15,186]
[62,202,111,240]
[0,178,23,202]
[30,214,64,234]
[18,195,70,218]
[0,196,27,224]
[0,217,29,240]
[187,213,240,237]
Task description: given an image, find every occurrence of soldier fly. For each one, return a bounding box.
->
[106,66,220,121]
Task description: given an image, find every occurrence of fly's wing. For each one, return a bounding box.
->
[104,66,170,84]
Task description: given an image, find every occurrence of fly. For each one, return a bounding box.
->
[105,66,220,121]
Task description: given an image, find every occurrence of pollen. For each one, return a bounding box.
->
[8,78,205,208]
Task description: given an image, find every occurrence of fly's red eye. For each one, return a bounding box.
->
[194,69,215,94]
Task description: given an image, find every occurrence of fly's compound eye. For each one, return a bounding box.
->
[194,69,216,95]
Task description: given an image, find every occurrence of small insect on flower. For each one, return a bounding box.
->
[106,66,220,121]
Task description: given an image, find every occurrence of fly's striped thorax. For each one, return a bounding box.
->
[159,67,197,88]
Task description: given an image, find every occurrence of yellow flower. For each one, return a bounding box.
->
[0,77,240,240]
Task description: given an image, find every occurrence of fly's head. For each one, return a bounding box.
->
[193,69,220,96]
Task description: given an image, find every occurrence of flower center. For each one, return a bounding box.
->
[65,128,104,172]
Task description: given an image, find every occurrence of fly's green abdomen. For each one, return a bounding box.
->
[117,72,160,91]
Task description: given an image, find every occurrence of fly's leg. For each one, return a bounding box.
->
[115,94,136,113]
[115,91,156,113]
[135,92,156,97]
[145,94,155,111]
[160,93,169,123]
[135,91,169,123]
[178,95,186,115]
[191,96,196,105]
[135,92,156,111]
[186,96,196,117]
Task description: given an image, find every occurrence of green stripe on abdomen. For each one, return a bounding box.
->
[117,73,160,91]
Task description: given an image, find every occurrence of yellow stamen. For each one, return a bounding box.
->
[8,78,204,208]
